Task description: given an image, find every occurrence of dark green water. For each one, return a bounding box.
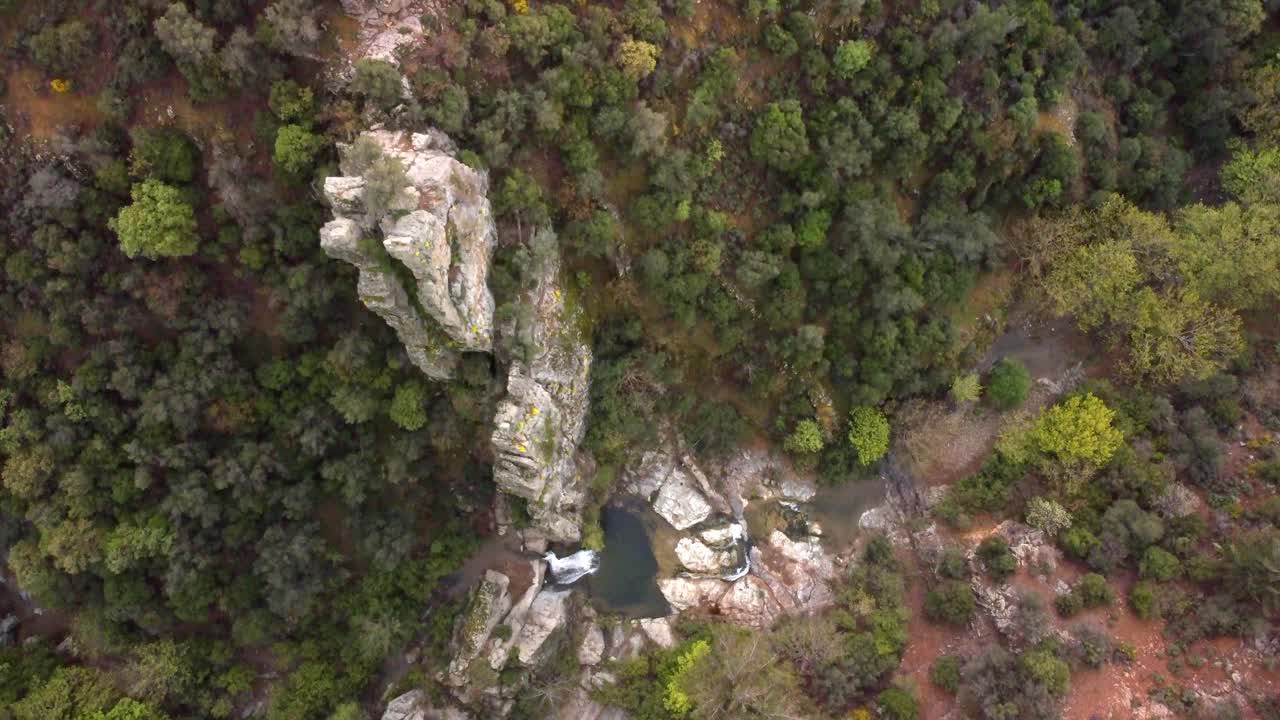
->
[587,503,671,618]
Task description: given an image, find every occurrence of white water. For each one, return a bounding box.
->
[543,549,600,585]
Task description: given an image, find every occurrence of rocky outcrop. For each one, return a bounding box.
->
[491,243,592,543]
[337,0,429,67]
[446,571,511,687]
[577,623,605,666]
[321,129,497,379]
[381,690,470,720]
[657,575,783,629]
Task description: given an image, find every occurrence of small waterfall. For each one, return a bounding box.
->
[543,549,600,585]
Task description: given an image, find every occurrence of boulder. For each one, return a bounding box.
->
[382,689,472,720]
[698,522,744,550]
[637,618,677,649]
[658,577,726,613]
[652,471,713,530]
[483,560,543,671]
[674,537,740,576]
[577,623,605,666]
[513,588,569,665]
[446,571,511,686]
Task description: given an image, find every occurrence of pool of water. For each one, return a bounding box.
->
[587,502,671,618]
[806,476,888,552]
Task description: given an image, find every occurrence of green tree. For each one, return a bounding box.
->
[389,382,428,431]
[877,686,919,720]
[28,20,94,76]
[1031,393,1123,493]
[1025,497,1072,536]
[109,180,199,259]
[986,358,1031,410]
[833,39,873,79]
[353,58,403,109]
[1138,546,1181,581]
[925,580,975,626]
[751,100,809,172]
[783,419,824,455]
[615,39,659,80]
[274,125,325,177]
[847,406,889,466]
[1129,580,1158,619]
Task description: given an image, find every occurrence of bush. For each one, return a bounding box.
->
[750,100,809,172]
[1138,546,1181,581]
[1129,581,1158,619]
[987,358,1032,410]
[925,580,975,626]
[1055,590,1084,617]
[353,58,403,108]
[389,382,428,431]
[783,418,824,455]
[847,405,890,466]
[1076,573,1114,607]
[950,372,981,404]
[274,125,325,178]
[877,686,919,720]
[930,655,961,693]
[1025,497,1072,536]
[976,536,1018,581]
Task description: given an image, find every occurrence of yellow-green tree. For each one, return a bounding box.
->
[1032,393,1123,497]
[615,39,659,81]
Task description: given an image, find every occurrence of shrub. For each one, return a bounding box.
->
[783,418,824,455]
[389,382,428,431]
[1129,581,1158,619]
[976,536,1018,581]
[269,79,315,123]
[1076,573,1114,607]
[274,125,325,178]
[1025,497,1072,536]
[987,358,1032,410]
[925,580,975,626]
[950,372,981,404]
[877,686,919,720]
[353,58,403,108]
[1055,590,1083,617]
[129,129,200,184]
[930,655,961,693]
[847,406,890,466]
[1138,546,1181,581]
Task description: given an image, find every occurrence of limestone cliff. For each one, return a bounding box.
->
[321,129,497,378]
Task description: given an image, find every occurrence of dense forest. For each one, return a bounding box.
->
[1,0,1280,718]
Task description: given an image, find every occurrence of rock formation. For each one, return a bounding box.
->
[321,129,497,379]
[490,242,593,543]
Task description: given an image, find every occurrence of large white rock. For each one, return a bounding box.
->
[652,470,713,530]
[513,588,569,665]
[637,618,677,649]
[577,623,605,666]
[674,537,740,576]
